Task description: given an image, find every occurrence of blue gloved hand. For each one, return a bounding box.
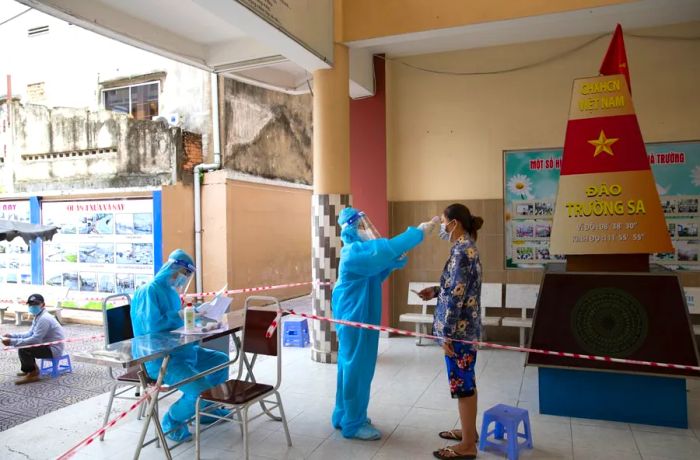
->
[392,256,408,270]
[417,216,440,236]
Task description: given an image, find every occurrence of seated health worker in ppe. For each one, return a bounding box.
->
[130,249,229,442]
[332,208,438,440]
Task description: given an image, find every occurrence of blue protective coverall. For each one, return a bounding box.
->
[332,208,424,439]
[130,249,229,441]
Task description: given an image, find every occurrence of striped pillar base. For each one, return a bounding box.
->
[311,193,351,363]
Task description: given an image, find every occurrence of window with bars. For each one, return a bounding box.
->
[103,82,159,120]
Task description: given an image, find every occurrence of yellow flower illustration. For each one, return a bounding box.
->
[467,296,477,307]
[457,320,467,332]
[453,283,465,297]
[466,247,476,259]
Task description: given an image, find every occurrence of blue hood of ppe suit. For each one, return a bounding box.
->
[131,249,196,374]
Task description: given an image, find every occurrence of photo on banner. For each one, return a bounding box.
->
[41,198,155,309]
[504,140,700,269]
[0,200,32,285]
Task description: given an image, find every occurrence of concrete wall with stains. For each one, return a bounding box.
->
[2,100,185,193]
[221,79,313,184]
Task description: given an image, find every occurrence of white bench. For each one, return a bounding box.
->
[2,285,69,325]
[399,282,438,346]
[400,281,504,345]
[502,283,539,347]
[480,283,503,341]
[684,287,700,336]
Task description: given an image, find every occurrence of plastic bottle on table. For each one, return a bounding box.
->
[184,302,195,332]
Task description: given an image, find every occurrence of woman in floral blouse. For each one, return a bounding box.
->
[419,203,483,460]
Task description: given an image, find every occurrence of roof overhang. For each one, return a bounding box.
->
[16,0,334,95]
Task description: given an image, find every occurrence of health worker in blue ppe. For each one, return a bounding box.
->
[332,208,439,440]
[130,249,229,442]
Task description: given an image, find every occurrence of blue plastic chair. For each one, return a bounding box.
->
[39,354,73,378]
[479,404,533,460]
[283,318,310,347]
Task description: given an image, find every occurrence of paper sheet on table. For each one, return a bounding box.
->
[196,284,232,321]
[172,325,225,335]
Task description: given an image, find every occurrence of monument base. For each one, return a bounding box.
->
[539,367,688,428]
[566,254,649,272]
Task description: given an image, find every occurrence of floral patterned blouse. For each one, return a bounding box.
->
[432,235,482,344]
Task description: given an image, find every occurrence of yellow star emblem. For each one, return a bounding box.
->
[588,130,619,157]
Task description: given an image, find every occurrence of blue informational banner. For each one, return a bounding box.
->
[504,140,700,269]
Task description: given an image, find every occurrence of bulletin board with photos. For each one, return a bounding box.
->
[41,198,156,304]
[0,200,32,285]
[504,141,700,270]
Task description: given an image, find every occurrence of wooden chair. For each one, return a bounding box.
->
[195,296,291,460]
[100,294,156,441]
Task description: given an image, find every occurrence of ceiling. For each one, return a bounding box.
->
[15,0,328,94]
[351,0,700,57]
[14,0,700,98]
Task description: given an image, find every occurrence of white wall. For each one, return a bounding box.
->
[0,0,213,155]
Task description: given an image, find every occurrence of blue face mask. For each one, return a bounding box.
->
[28,305,42,316]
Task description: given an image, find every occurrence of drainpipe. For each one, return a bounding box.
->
[194,72,222,296]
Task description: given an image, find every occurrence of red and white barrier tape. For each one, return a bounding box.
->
[56,387,159,460]
[0,280,331,305]
[267,309,700,373]
[1,334,104,352]
[181,280,332,299]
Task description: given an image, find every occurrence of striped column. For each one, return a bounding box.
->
[310,193,350,363]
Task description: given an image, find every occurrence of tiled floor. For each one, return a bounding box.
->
[0,328,698,459]
[0,296,313,432]
[0,321,118,431]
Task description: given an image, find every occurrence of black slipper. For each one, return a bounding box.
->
[433,446,477,459]
[438,430,479,442]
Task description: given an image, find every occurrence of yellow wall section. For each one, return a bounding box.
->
[386,22,700,201]
[200,171,312,308]
[342,0,633,42]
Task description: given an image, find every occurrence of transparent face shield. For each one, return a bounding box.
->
[347,211,382,241]
[168,259,195,295]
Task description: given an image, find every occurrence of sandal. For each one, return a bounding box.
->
[433,446,477,459]
[438,430,479,442]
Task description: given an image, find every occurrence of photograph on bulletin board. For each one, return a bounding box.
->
[504,140,700,269]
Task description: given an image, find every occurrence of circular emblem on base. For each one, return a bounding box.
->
[572,287,648,358]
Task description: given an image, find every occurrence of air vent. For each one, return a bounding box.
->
[28,25,49,37]
[22,147,117,162]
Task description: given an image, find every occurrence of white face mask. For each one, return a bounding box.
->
[439,220,455,241]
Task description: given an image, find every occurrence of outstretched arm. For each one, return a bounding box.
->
[342,227,424,276]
